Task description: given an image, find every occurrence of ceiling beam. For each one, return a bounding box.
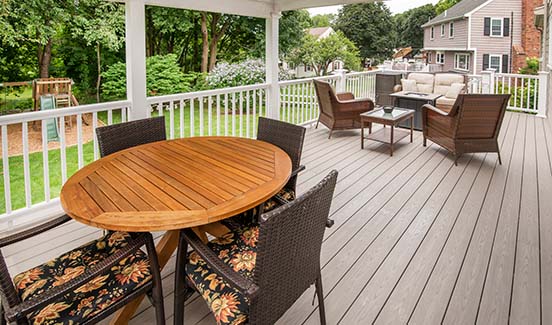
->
[279,0,376,12]
[123,0,275,18]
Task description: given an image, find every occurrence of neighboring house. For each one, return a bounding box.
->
[422,0,542,74]
[290,27,344,78]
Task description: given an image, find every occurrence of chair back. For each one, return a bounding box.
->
[250,170,338,324]
[314,79,337,117]
[453,94,510,140]
[96,116,166,157]
[257,117,306,191]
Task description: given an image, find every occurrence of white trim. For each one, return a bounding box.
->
[265,12,280,120]
[125,0,147,120]
[454,53,470,71]
[441,23,446,36]
[489,54,502,72]
[465,0,495,17]
[490,17,503,37]
[143,0,273,18]
[449,21,455,38]
[430,26,435,40]
[436,51,445,64]
[423,47,469,51]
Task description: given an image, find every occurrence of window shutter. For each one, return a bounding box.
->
[484,17,491,36]
[502,54,509,73]
[503,17,510,36]
[483,54,490,70]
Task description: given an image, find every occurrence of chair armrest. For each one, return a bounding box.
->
[422,104,452,117]
[290,165,305,178]
[5,233,151,322]
[393,84,402,92]
[0,215,72,248]
[422,104,456,135]
[336,98,374,113]
[182,229,259,299]
[336,92,355,101]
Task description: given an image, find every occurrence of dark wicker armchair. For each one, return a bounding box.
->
[0,219,165,325]
[422,94,510,165]
[174,170,338,325]
[313,79,374,138]
[96,116,166,157]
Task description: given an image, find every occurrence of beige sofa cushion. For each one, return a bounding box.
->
[401,79,418,92]
[436,97,457,112]
[445,83,466,99]
[408,73,434,93]
[434,73,466,96]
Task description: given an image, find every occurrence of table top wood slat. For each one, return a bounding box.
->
[60,137,291,232]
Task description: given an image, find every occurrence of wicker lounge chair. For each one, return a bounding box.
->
[313,79,374,138]
[422,94,510,165]
[174,170,339,325]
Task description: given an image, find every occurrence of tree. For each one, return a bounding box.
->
[279,10,312,57]
[435,0,462,15]
[393,4,436,50]
[334,3,395,62]
[311,14,335,27]
[70,0,125,102]
[0,0,72,78]
[289,31,360,76]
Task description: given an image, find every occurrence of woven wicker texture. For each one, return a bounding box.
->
[96,116,166,157]
[257,117,306,192]
[422,94,510,165]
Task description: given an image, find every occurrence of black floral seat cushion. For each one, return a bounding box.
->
[225,187,295,228]
[186,226,259,325]
[13,231,153,325]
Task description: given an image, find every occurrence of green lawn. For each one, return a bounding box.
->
[0,86,33,114]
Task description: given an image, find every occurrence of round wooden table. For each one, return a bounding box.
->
[60,136,292,324]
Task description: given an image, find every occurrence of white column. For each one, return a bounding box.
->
[265,12,281,120]
[537,71,549,118]
[481,69,496,94]
[125,0,148,120]
[334,69,346,93]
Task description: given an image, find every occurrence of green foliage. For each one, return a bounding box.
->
[102,54,191,100]
[435,0,462,15]
[289,31,360,75]
[311,14,335,27]
[496,79,539,111]
[393,4,436,50]
[335,3,395,61]
[279,10,312,57]
[518,57,540,75]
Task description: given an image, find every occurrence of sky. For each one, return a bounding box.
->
[307,0,440,16]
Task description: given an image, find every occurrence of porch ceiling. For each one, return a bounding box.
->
[138,0,377,18]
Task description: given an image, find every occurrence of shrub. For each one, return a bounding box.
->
[518,57,539,75]
[101,54,191,101]
[207,59,291,89]
[496,79,539,111]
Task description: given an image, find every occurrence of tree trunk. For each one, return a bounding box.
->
[96,42,101,103]
[38,39,53,78]
[200,13,209,73]
[208,15,231,72]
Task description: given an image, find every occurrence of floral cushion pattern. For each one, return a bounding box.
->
[13,231,152,325]
[185,226,260,325]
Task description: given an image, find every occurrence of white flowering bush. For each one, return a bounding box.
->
[207,59,291,89]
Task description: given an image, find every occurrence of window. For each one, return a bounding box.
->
[441,24,445,36]
[489,54,502,72]
[430,26,435,39]
[427,52,433,63]
[491,18,503,36]
[436,52,445,64]
[449,22,454,38]
[305,64,312,72]
[454,53,470,71]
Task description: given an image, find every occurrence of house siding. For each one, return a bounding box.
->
[470,0,523,73]
[423,18,469,50]
[426,50,476,74]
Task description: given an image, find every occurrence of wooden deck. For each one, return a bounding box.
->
[3,111,552,324]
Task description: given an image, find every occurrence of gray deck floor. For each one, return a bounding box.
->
[4,111,552,324]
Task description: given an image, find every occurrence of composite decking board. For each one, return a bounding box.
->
[3,112,550,325]
[511,116,541,324]
[476,113,527,324]
[441,112,520,324]
[538,117,552,325]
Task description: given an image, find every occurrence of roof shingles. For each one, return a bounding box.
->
[422,0,490,27]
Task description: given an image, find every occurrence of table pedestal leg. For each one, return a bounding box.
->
[110,230,180,325]
[361,121,364,149]
[390,126,394,157]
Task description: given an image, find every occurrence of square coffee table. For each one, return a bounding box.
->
[360,107,415,156]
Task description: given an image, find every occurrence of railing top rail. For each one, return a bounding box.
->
[344,70,380,77]
[0,100,131,125]
[146,83,269,104]
[495,73,541,79]
[279,75,339,86]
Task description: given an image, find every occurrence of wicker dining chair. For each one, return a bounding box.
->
[174,170,338,325]
[422,94,510,166]
[96,116,166,157]
[0,219,165,325]
[313,79,374,138]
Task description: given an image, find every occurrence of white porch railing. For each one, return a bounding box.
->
[0,68,548,229]
[0,101,131,229]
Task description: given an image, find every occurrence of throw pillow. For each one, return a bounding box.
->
[445,83,465,99]
[401,79,417,92]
